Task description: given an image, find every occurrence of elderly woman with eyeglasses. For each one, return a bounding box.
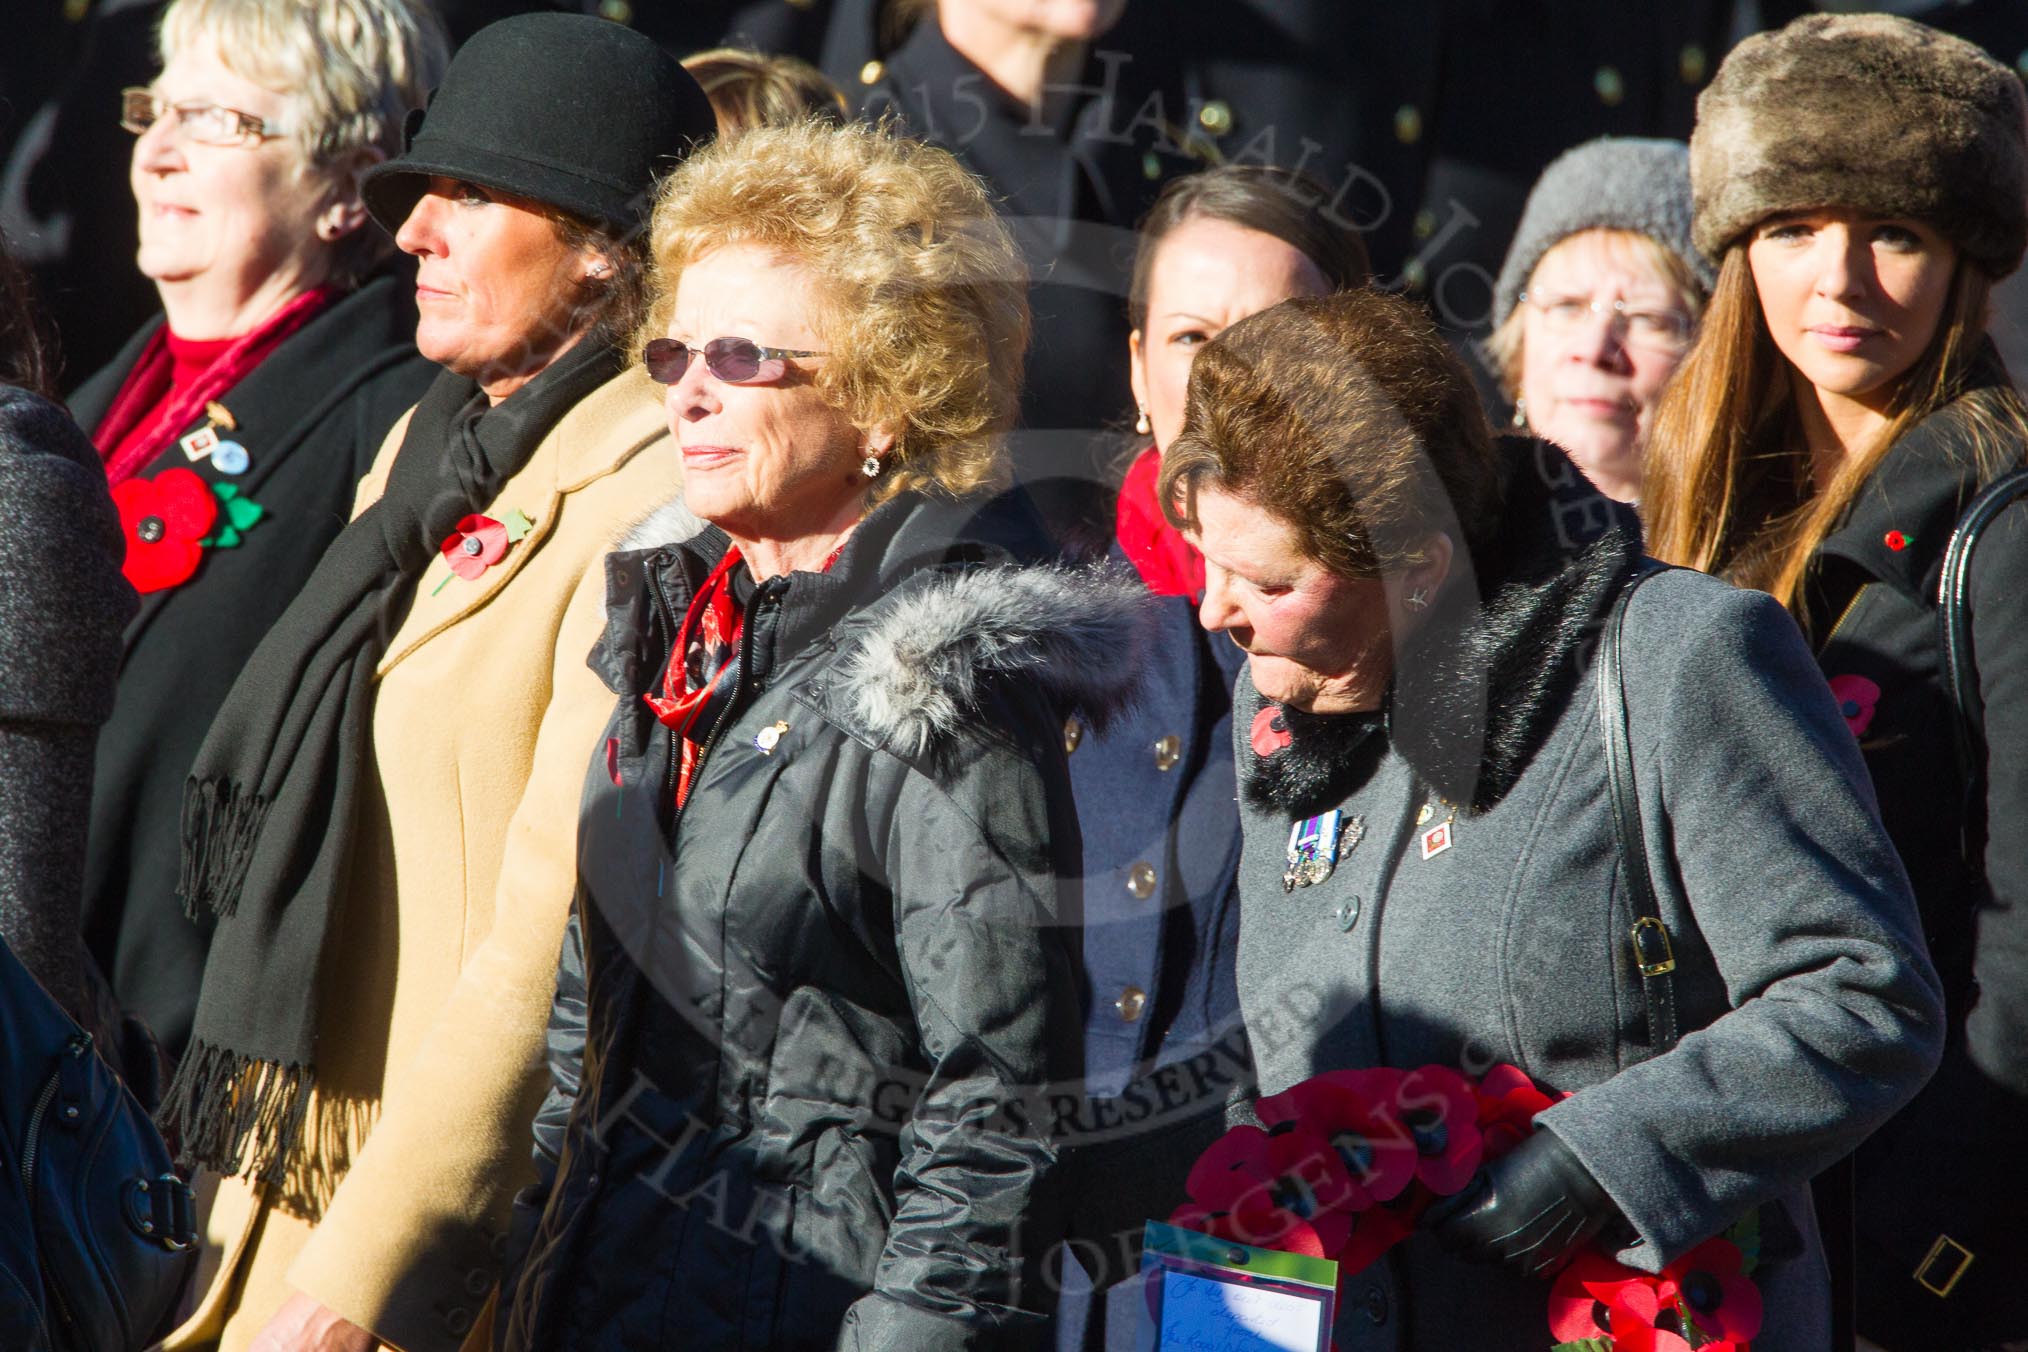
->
[495,119,1137,1351]
[1484,138,1714,503]
[67,0,445,1073]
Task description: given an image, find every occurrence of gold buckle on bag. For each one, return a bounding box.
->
[1914,1234,1975,1297]
[1629,916,1675,977]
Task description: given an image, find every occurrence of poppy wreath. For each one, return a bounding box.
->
[1167,1064,1763,1350]
[110,467,266,594]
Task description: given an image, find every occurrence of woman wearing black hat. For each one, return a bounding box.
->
[157,16,717,1352]
[1644,14,2028,1348]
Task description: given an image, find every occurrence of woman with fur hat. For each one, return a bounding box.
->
[1644,14,2028,1348]
[158,15,717,1352]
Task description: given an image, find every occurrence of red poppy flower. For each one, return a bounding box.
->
[1827,674,1881,739]
[1251,703,1293,757]
[441,514,510,580]
[1657,1238,1762,1345]
[1181,1124,1362,1255]
[111,467,218,593]
[1548,1249,1660,1341]
[1337,1187,1426,1275]
[1256,1075,1418,1207]
[1395,1065,1484,1195]
[1607,1281,1699,1352]
[1473,1063,1565,1160]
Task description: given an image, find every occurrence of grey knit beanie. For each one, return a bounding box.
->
[1492,137,1712,328]
[1691,13,2028,276]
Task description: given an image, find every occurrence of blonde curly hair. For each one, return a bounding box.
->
[636,118,1030,505]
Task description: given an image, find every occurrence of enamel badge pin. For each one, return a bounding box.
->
[1283,810,1364,893]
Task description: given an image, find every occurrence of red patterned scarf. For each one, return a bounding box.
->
[644,547,748,808]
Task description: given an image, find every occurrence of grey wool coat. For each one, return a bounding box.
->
[1229,442,1943,1350]
[0,387,133,1017]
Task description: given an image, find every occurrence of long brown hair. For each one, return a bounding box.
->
[1643,244,2028,622]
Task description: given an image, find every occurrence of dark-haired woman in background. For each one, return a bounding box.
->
[1054,164,1369,1350]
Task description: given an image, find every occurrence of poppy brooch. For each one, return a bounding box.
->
[111,467,267,594]
[433,509,535,595]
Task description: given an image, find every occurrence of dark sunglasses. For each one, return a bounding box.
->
[642,337,826,385]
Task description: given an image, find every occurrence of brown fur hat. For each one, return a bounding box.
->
[1690,13,2028,276]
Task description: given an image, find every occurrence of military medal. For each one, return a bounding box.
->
[179,426,221,461]
[753,720,790,754]
[1283,809,1363,893]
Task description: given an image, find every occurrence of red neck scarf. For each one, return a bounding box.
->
[93,285,341,487]
[644,547,748,809]
[1115,446,1205,600]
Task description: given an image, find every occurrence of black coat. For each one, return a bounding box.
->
[854,19,1210,436]
[68,274,435,1057]
[499,491,1143,1350]
[1807,384,2028,1346]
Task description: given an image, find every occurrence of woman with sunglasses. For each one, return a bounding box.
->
[496,118,1135,1350]
[155,16,717,1352]
[1643,16,2028,1348]
[67,0,444,1082]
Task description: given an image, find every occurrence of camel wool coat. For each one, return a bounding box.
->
[162,363,687,1352]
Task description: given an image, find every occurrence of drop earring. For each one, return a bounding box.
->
[1510,398,1528,431]
[862,454,883,478]
[1134,407,1152,437]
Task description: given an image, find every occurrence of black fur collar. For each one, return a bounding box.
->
[1243,439,1642,816]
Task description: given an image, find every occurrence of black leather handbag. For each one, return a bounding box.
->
[0,936,197,1351]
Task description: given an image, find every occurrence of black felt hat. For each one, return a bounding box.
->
[361,13,716,238]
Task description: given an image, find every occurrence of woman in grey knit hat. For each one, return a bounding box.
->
[1485,137,1714,503]
[1643,14,2028,1350]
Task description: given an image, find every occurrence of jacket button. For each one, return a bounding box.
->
[1197,100,1234,136]
[1127,862,1157,899]
[1115,987,1146,1022]
[1594,65,1625,106]
[1063,717,1083,754]
[1153,734,1181,770]
[860,60,885,86]
[445,1306,473,1336]
[1361,1284,1389,1324]
[1393,104,1421,144]
[1336,896,1361,932]
[465,1268,492,1296]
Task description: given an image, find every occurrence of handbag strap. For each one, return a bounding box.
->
[1598,559,1679,1058]
[1936,468,2028,839]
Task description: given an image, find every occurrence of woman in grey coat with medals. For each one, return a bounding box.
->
[1158,285,1943,1350]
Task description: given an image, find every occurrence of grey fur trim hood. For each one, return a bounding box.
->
[1690,12,2028,274]
[838,563,1148,760]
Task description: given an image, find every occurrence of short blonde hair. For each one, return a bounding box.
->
[159,0,448,282]
[638,119,1030,505]
[681,48,847,138]
[1481,227,1707,398]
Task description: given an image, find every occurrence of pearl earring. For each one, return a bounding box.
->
[1510,398,1528,431]
[1134,408,1152,437]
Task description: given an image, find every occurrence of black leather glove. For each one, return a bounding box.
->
[1423,1129,1622,1277]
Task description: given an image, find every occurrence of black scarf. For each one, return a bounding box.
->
[163,338,622,1183]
